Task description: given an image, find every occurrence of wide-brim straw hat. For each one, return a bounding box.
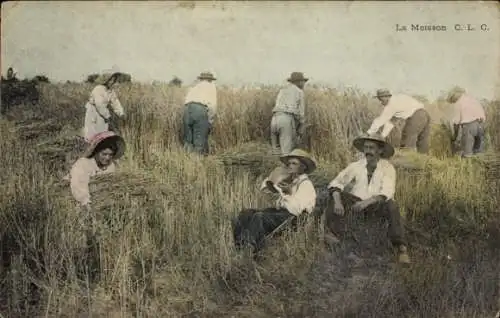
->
[82,131,126,160]
[353,133,395,159]
[446,86,466,103]
[287,72,309,83]
[279,148,317,174]
[197,72,216,81]
[95,72,121,85]
[374,89,392,98]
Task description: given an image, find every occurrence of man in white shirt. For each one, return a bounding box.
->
[232,149,317,254]
[325,133,410,264]
[367,89,431,154]
[183,72,217,155]
[270,72,309,155]
[447,87,487,157]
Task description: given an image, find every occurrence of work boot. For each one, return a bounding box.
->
[397,245,411,264]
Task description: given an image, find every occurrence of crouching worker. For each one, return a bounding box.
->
[232,149,317,254]
[69,131,126,211]
[324,133,411,264]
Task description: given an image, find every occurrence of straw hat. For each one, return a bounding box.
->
[374,89,392,98]
[446,86,465,103]
[353,133,395,159]
[287,72,309,83]
[95,72,121,85]
[82,131,126,159]
[279,149,317,174]
[197,72,216,81]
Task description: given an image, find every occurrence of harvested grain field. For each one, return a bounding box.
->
[0,83,499,317]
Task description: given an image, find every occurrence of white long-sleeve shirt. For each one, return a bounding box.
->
[70,157,116,206]
[82,85,125,141]
[327,158,396,201]
[451,94,486,125]
[184,81,217,125]
[260,174,317,216]
[367,94,425,137]
[272,83,306,126]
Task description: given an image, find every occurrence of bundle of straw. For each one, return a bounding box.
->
[11,118,63,140]
[35,125,86,171]
[216,142,281,177]
[52,170,174,215]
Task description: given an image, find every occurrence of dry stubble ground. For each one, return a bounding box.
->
[0,82,499,317]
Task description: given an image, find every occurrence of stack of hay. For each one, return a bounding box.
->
[51,170,175,236]
[216,142,281,178]
[389,151,434,177]
[35,124,85,171]
[11,118,63,141]
[54,170,171,210]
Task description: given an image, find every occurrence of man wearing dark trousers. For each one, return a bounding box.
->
[367,89,431,154]
[324,133,410,264]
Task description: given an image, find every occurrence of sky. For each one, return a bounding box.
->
[2,1,499,100]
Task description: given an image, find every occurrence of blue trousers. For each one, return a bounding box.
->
[183,102,210,155]
[460,120,485,157]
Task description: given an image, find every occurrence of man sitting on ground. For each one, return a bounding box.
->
[232,149,317,254]
[324,133,410,264]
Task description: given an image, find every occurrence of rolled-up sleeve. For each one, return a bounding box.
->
[367,103,397,135]
[280,179,317,216]
[327,163,356,191]
[378,164,396,200]
[70,159,91,205]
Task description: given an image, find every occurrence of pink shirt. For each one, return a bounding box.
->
[451,94,486,125]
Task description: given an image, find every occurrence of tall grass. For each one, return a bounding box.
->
[0,82,499,317]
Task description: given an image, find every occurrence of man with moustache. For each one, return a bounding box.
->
[323,133,410,264]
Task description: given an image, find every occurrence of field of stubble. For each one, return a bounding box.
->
[0,82,499,317]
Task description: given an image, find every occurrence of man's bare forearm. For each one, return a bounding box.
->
[332,191,342,206]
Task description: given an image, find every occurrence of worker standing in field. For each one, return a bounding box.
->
[69,131,126,211]
[232,149,317,254]
[82,72,125,142]
[182,72,217,155]
[447,87,487,157]
[270,72,309,155]
[324,133,410,264]
[366,89,431,154]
